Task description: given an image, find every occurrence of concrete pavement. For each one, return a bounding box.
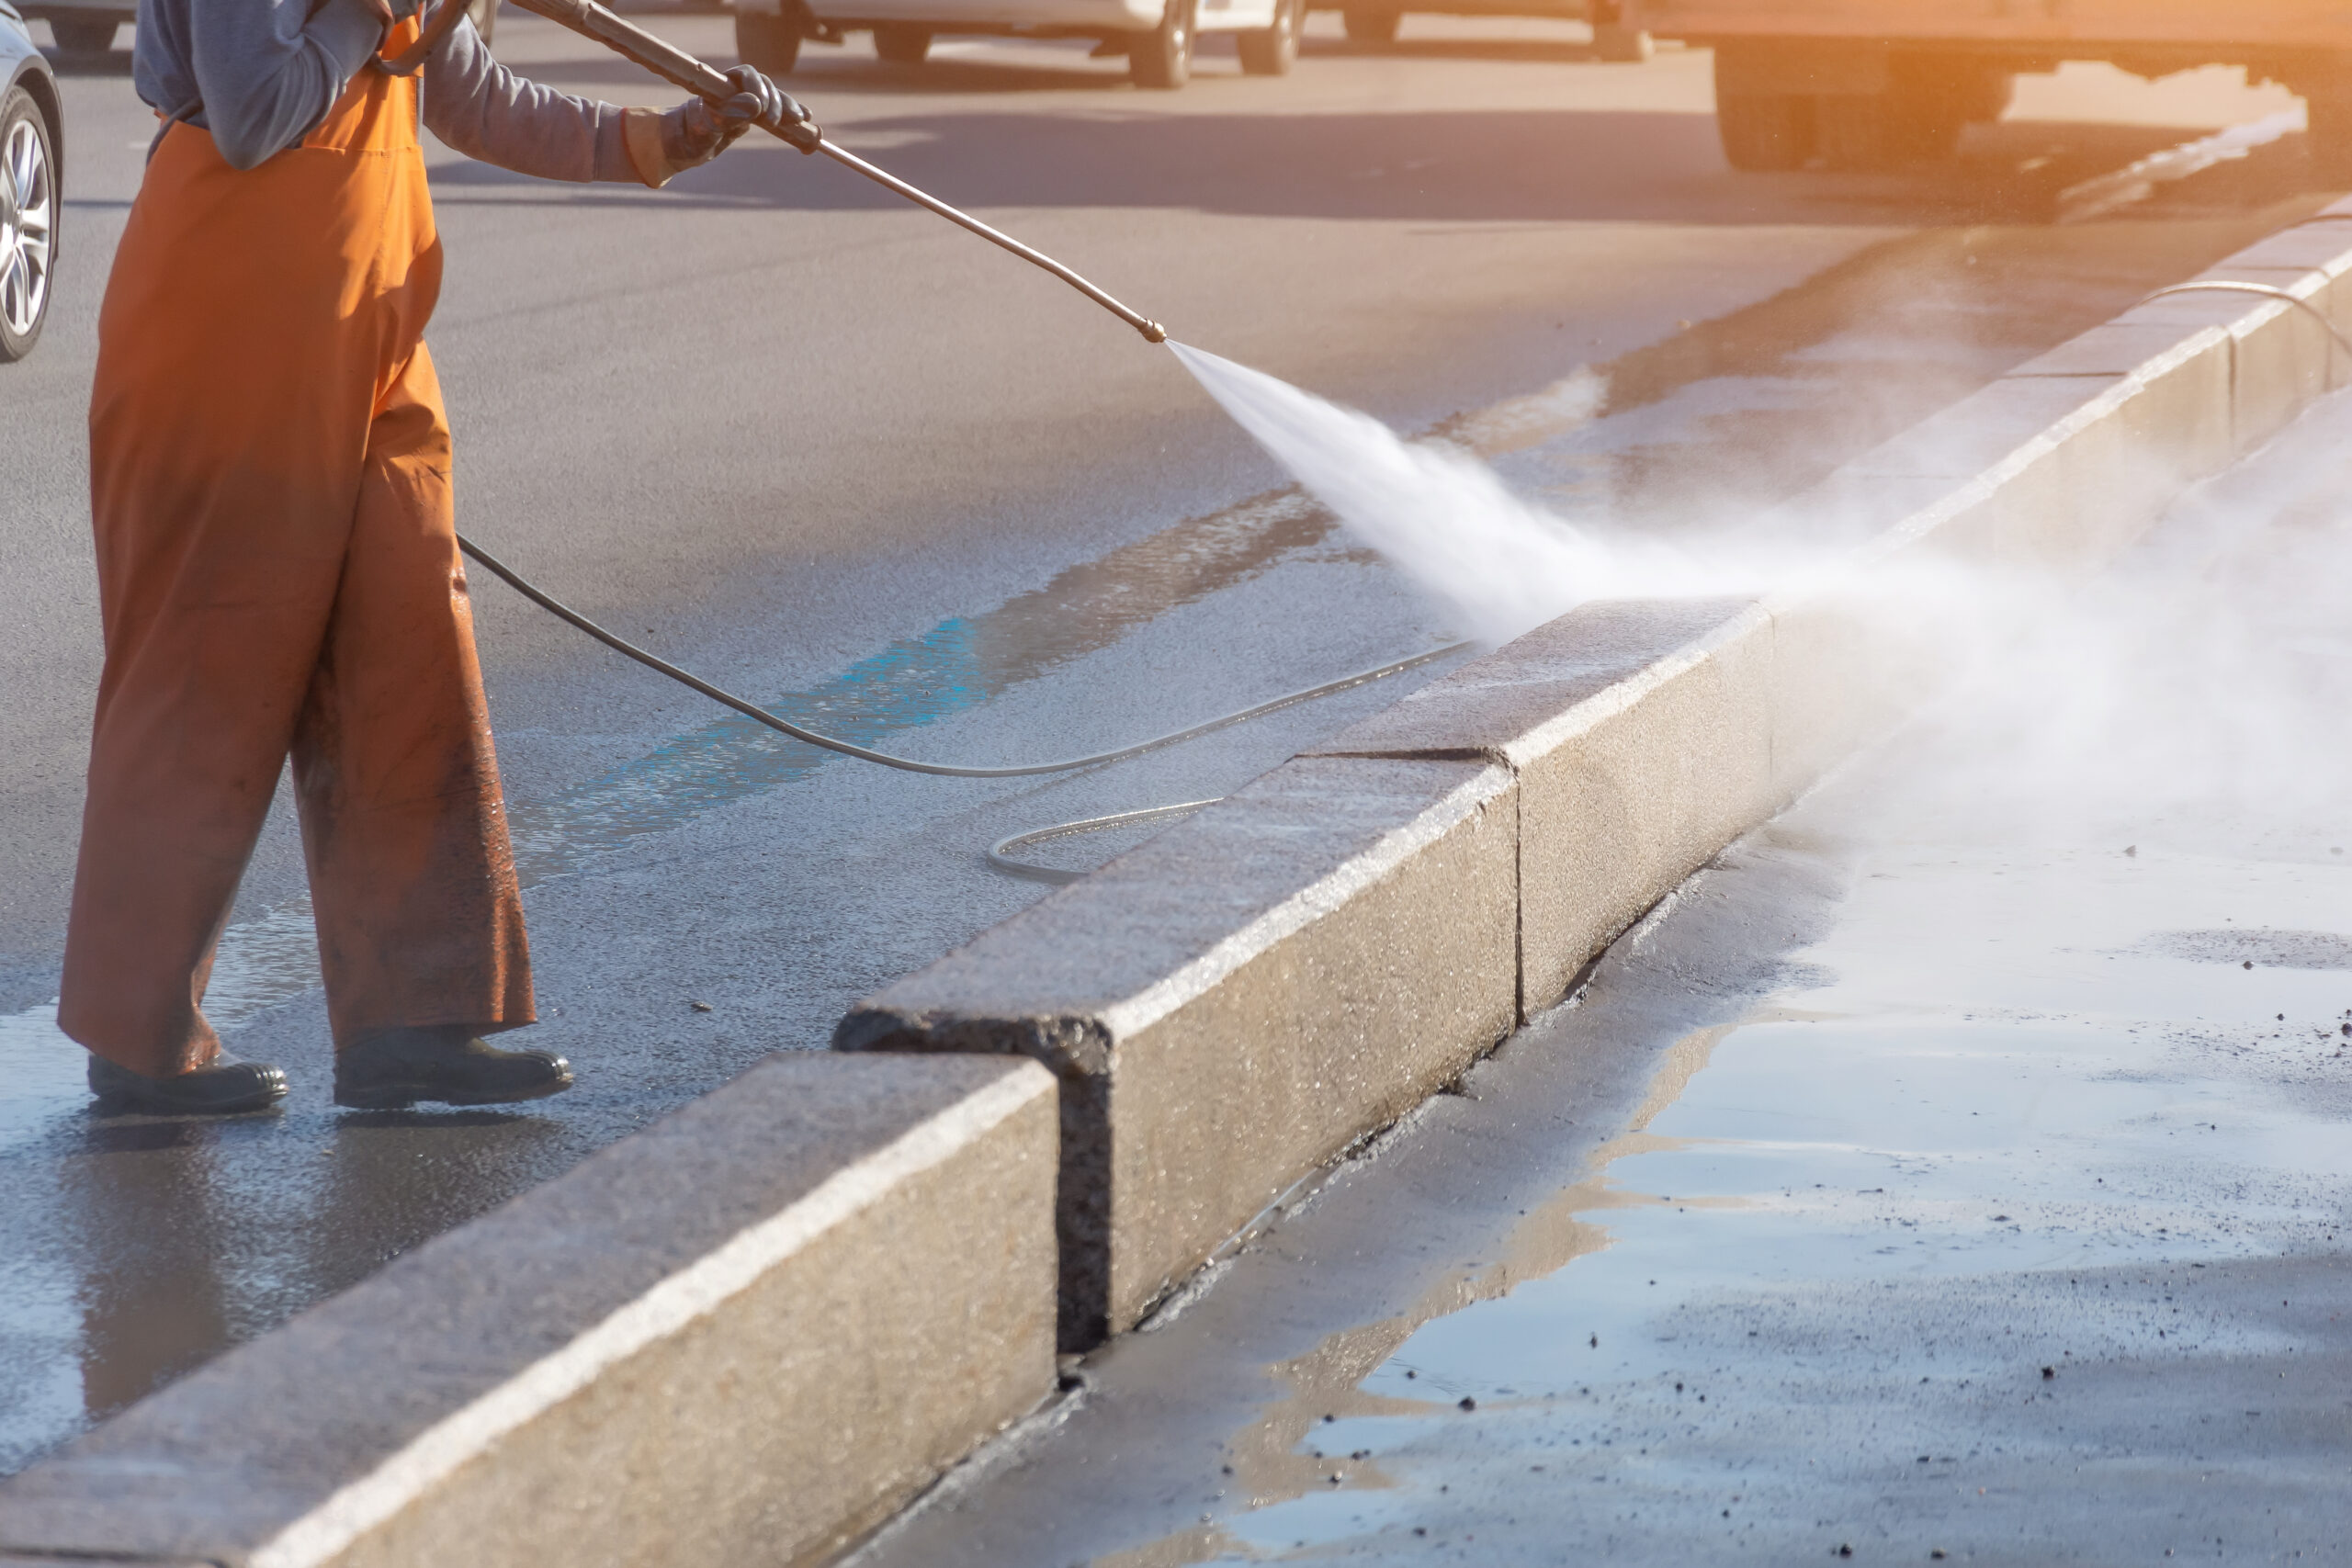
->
[0,10,2338,1481]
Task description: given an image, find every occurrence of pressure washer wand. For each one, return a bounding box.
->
[503,0,1170,343]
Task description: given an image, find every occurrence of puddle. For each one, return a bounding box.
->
[2138,928,2352,969]
[0,1004,86,1152]
[0,904,327,1154]
[1182,841,2352,1562]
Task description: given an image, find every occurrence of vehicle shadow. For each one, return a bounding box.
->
[1295,33,1612,62]
[491,22,1614,94]
[511,37,1148,95]
[428,104,2335,229]
[40,45,132,77]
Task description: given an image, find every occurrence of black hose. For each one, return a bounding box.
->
[987,800,1223,886]
[457,534,1467,781]
[2136,281,2352,361]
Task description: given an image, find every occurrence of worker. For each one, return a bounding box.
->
[61,0,792,1115]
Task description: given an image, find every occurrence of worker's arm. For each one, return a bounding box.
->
[135,0,389,170]
[423,13,783,187]
[419,11,632,181]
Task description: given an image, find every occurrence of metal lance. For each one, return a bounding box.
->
[501,0,1170,343]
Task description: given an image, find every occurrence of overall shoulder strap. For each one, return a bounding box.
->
[374,0,468,76]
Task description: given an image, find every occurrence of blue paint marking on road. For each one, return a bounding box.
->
[514,615,998,873]
[502,485,1344,872]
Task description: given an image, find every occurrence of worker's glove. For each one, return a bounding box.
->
[668,65,807,162]
[628,65,817,187]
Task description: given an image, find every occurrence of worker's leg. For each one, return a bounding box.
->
[59,91,423,1095]
[57,429,346,1079]
[291,344,535,1050]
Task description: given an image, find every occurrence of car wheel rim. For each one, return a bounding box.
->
[0,115,51,341]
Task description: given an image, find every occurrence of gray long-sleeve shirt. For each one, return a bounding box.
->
[134,0,639,179]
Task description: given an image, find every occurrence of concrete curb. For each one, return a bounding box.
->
[0,1055,1057,1568]
[1304,596,1776,1021]
[840,757,1517,1344]
[837,196,2352,1350]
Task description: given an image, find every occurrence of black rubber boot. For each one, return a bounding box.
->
[334,1027,572,1110]
[87,1051,288,1115]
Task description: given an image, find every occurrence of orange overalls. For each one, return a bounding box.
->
[60,27,533,1078]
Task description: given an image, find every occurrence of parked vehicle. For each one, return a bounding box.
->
[733,0,1307,86]
[1625,0,2352,175]
[16,0,124,55]
[1317,0,1651,60]
[0,0,57,362]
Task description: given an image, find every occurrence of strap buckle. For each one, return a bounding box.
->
[373,0,472,76]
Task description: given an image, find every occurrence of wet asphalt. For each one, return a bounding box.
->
[0,12,2344,1481]
[847,372,2352,1565]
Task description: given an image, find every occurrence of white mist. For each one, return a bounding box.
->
[1169,342,1736,646]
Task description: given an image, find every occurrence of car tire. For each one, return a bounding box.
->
[1127,0,1194,89]
[0,85,56,364]
[1814,88,1961,170]
[1812,94,1895,170]
[734,8,801,73]
[50,15,116,51]
[1884,97,1965,164]
[872,22,930,62]
[1236,0,1300,74]
[1340,5,1397,44]
[1715,90,1812,172]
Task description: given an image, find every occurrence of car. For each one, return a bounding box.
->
[733,0,1307,88]
[15,0,123,56]
[0,0,58,363]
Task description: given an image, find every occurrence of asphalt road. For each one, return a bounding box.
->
[851,355,2352,1568]
[0,9,2338,1478]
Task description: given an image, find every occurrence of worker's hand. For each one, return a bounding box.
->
[660,66,812,168]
